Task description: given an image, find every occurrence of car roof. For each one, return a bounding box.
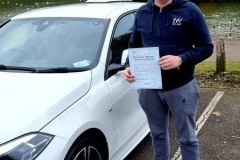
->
[12,1,144,19]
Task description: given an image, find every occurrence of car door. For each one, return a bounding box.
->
[105,12,147,151]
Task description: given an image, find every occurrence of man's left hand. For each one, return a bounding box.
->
[158,55,182,70]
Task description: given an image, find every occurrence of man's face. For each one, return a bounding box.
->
[155,0,172,5]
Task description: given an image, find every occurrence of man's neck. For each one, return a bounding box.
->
[155,0,172,9]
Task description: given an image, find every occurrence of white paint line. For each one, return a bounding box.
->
[171,91,225,160]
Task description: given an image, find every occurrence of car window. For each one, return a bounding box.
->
[110,13,135,64]
[0,18,108,69]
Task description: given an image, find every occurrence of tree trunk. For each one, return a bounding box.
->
[216,39,226,74]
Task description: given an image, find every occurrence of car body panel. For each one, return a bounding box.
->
[0,1,149,160]
[0,71,91,144]
[11,3,144,19]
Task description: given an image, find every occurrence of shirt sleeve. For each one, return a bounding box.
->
[179,3,213,65]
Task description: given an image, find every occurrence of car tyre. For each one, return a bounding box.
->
[65,137,107,160]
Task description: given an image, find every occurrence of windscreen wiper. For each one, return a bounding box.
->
[36,67,89,73]
[0,64,36,72]
[0,65,89,73]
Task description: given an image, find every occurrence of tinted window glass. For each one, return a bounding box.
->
[110,13,135,64]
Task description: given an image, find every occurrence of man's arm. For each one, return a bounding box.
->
[179,3,213,66]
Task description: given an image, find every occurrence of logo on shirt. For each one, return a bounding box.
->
[172,18,182,25]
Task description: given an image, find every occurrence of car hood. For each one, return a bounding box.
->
[0,71,91,144]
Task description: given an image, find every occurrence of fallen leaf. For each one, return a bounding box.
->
[212,111,222,116]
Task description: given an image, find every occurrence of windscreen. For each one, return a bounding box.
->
[0,18,108,69]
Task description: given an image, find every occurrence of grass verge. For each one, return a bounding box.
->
[195,61,240,89]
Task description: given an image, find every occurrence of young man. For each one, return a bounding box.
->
[124,0,213,159]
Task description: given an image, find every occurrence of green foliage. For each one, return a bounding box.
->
[191,0,240,2]
[195,61,240,74]
[195,61,240,88]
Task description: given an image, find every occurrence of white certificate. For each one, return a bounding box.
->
[128,47,162,89]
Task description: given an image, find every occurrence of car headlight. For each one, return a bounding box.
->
[0,133,53,160]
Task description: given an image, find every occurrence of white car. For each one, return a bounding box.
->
[0,0,149,160]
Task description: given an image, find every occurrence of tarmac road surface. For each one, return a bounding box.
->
[124,88,240,160]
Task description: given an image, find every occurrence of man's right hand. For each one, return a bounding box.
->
[123,67,135,83]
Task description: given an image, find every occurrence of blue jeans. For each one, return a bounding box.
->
[138,79,200,160]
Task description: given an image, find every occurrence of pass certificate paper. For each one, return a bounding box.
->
[128,47,162,89]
